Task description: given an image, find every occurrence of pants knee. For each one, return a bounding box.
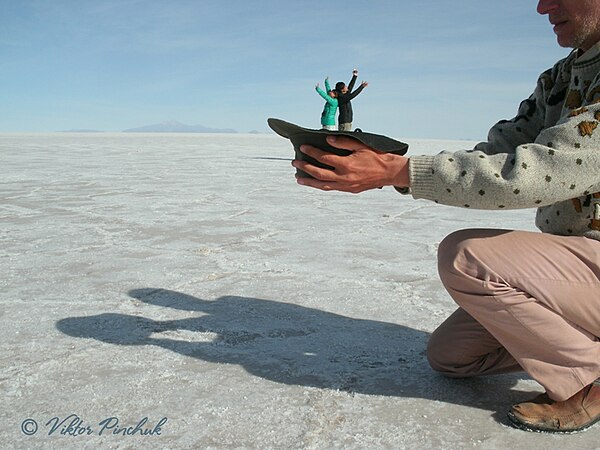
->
[437,228,502,299]
[437,229,475,290]
[426,326,464,376]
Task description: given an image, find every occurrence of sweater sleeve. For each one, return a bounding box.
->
[409,56,600,210]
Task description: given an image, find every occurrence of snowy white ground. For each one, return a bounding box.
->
[1,131,598,449]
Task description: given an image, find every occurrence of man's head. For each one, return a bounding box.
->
[335,81,348,94]
[538,0,600,51]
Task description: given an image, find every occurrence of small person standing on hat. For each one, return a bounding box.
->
[335,69,368,131]
[315,77,338,131]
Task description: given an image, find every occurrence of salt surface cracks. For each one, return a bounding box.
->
[1,132,594,449]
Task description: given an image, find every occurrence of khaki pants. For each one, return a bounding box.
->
[428,228,600,401]
[338,123,352,131]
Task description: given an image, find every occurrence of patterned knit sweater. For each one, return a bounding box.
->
[408,42,600,240]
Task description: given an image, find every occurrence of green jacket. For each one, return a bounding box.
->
[316,78,338,127]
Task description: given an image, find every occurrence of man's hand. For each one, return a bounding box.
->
[361,81,368,88]
[353,68,358,75]
[291,136,410,193]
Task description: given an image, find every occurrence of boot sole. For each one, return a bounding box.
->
[507,410,600,434]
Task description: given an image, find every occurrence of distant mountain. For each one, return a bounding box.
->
[60,129,104,133]
[123,120,237,133]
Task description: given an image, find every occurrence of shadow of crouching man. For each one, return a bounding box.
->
[56,288,531,415]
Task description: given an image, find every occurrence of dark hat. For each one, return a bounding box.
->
[335,81,345,91]
[267,118,409,178]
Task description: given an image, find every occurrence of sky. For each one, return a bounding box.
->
[0,0,569,140]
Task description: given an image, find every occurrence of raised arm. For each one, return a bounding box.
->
[348,81,368,100]
[347,69,358,92]
[315,83,336,105]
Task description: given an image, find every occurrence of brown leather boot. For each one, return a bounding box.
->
[508,380,600,433]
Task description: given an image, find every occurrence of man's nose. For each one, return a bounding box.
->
[537,0,559,15]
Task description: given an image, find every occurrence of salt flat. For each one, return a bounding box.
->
[1,132,597,449]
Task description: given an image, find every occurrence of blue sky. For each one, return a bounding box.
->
[1,0,568,139]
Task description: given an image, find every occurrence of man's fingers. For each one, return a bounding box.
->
[295,175,368,194]
[297,144,329,160]
[297,144,347,168]
[299,137,375,159]
[295,175,344,192]
[326,135,381,154]
[325,136,366,152]
[292,157,339,181]
[294,138,379,180]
